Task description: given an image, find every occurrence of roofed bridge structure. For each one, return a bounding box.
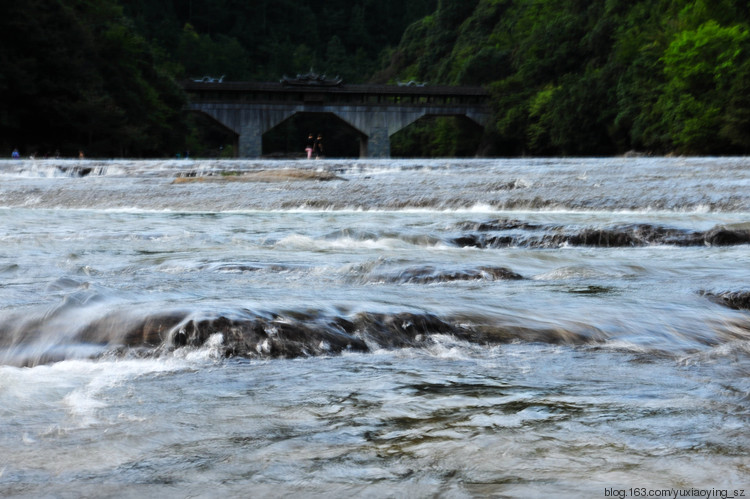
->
[182,77,491,158]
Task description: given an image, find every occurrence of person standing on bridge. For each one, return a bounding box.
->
[305,133,315,159]
[314,134,324,159]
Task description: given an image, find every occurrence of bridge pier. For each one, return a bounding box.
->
[363,127,390,158]
[239,124,263,158]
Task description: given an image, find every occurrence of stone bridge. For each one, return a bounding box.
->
[182,80,491,158]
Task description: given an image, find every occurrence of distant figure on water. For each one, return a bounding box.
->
[11,148,19,159]
[78,150,85,160]
[314,134,324,159]
[305,133,315,159]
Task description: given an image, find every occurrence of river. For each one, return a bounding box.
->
[0,157,748,498]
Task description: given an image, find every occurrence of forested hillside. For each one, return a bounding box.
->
[2,0,749,157]
[0,0,435,157]
[0,0,187,158]
[382,0,750,156]
[122,0,436,84]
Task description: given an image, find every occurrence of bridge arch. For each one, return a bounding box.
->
[183,80,490,158]
[187,109,239,156]
[391,114,484,158]
[264,112,365,157]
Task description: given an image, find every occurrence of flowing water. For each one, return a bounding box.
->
[0,157,748,498]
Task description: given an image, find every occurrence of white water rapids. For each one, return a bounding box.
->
[0,157,748,498]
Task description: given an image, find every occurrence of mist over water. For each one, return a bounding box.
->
[0,157,748,497]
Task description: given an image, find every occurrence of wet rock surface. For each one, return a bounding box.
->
[0,307,605,366]
[702,290,750,310]
[450,220,750,248]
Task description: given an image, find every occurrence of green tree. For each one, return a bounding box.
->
[657,21,750,153]
[721,57,750,150]
[324,36,347,79]
[382,0,750,155]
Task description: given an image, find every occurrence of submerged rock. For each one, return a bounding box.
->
[450,222,750,249]
[0,306,620,366]
[173,168,346,183]
[352,312,462,348]
[453,218,545,231]
[702,291,750,310]
[392,265,523,284]
[701,227,750,246]
[76,310,188,346]
[172,314,368,358]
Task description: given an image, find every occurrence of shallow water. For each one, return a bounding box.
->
[0,157,748,498]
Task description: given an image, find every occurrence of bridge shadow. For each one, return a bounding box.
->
[391,115,483,158]
[264,112,364,158]
[187,112,239,158]
[265,113,484,158]
[187,109,485,159]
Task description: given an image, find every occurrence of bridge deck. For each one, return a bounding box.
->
[183,81,488,106]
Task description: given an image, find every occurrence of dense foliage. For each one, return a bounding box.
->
[0,0,186,158]
[2,0,749,157]
[382,0,750,156]
[1,0,434,157]
[122,0,436,84]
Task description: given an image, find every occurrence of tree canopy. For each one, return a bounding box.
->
[0,0,435,157]
[0,0,186,157]
[380,0,750,156]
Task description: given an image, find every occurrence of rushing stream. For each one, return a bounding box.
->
[0,157,748,498]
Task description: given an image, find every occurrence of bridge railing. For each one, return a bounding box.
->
[182,81,489,107]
